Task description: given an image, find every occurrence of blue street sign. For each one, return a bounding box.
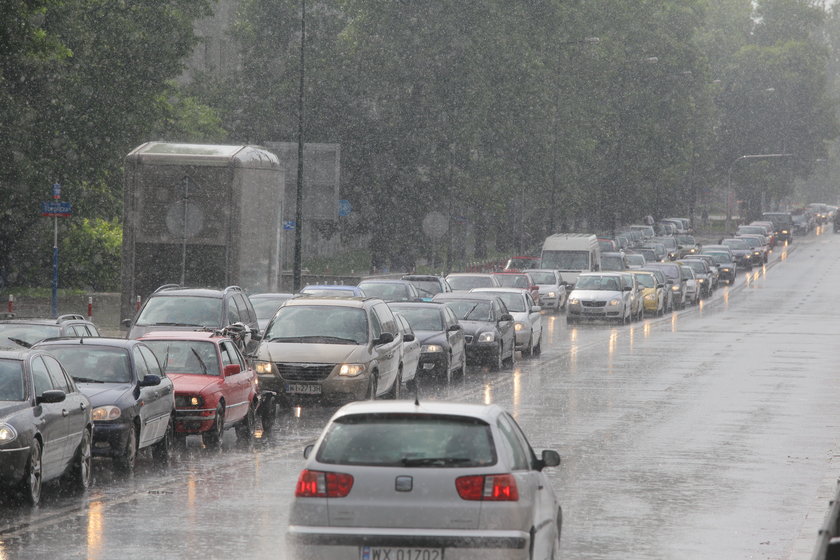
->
[41,201,72,217]
[52,183,61,199]
[338,199,352,217]
[283,220,296,230]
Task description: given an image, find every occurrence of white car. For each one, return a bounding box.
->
[523,268,567,311]
[679,265,699,305]
[565,272,633,325]
[286,400,563,560]
[469,287,543,357]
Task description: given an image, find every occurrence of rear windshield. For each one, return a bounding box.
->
[527,271,556,284]
[317,414,496,467]
[441,300,492,321]
[0,324,61,347]
[46,346,132,384]
[390,307,443,331]
[136,296,221,328]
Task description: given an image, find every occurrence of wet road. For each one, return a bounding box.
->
[1,228,839,559]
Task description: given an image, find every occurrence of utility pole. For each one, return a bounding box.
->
[292,0,306,292]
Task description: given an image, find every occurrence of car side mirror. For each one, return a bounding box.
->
[447,324,461,332]
[121,318,132,328]
[37,389,66,404]
[499,313,514,322]
[531,305,541,312]
[403,333,415,342]
[250,331,262,342]
[303,444,314,459]
[139,374,161,387]
[537,449,561,471]
[623,286,632,291]
[224,364,241,377]
[376,332,395,345]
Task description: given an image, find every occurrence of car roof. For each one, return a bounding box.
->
[446,272,494,277]
[250,292,294,299]
[282,296,375,308]
[432,293,501,302]
[389,301,445,308]
[0,349,31,361]
[331,399,504,422]
[471,287,530,295]
[401,275,444,281]
[150,287,226,298]
[301,284,359,290]
[0,314,93,326]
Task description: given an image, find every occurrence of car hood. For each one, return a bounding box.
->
[457,320,494,336]
[167,373,222,394]
[257,342,367,364]
[0,401,30,419]
[414,330,447,346]
[570,289,622,300]
[77,383,133,407]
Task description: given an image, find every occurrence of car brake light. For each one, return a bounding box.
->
[455,474,519,501]
[295,469,354,498]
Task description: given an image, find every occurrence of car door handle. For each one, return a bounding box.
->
[62,410,69,417]
[80,402,87,410]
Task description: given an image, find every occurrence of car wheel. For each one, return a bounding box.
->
[532,336,541,356]
[114,424,138,473]
[235,401,257,442]
[66,427,92,493]
[566,315,575,325]
[258,395,276,437]
[152,414,174,464]
[202,405,225,449]
[405,375,418,394]
[21,439,42,506]
[367,373,378,400]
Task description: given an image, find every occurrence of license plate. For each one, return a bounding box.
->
[583,307,601,313]
[360,546,443,560]
[284,383,321,395]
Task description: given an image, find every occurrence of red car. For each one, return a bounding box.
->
[492,271,541,303]
[139,331,259,447]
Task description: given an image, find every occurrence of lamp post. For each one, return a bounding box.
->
[292,0,306,292]
[725,153,792,232]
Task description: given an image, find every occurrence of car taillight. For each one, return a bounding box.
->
[295,469,354,498]
[455,474,519,501]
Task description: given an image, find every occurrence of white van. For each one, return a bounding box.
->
[539,234,601,288]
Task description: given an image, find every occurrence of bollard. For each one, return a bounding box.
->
[7,295,12,314]
[135,295,141,312]
[87,296,93,320]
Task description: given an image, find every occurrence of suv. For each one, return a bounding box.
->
[124,285,260,355]
[762,212,794,244]
[0,314,100,348]
[253,297,404,405]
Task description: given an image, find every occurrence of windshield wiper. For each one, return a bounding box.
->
[400,457,473,467]
[462,303,480,320]
[6,337,31,348]
[148,322,202,327]
[74,377,104,383]
[190,348,208,374]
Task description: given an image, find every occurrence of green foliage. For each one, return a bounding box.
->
[59,218,122,291]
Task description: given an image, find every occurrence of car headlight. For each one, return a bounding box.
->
[671,285,680,291]
[782,229,789,234]
[338,364,367,377]
[698,278,705,283]
[644,293,656,301]
[722,267,731,272]
[0,423,17,444]
[547,291,556,298]
[175,395,204,408]
[568,297,580,305]
[514,322,526,332]
[92,405,122,421]
[254,360,274,375]
[607,298,621,306]
[421,344,444,353]
[477,332,495,343]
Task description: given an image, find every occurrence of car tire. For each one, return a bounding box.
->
[152,414,174,464]
[65,427,93,493]
[258,395,276,437]
[503,341,516,369]
[386,368,401,399]
[566,315,575,325]
[367,373,378,400]
[202,405,225,449]
[532,336,541,356]
[21,439,43,506]
[114,424,138,473]
[523,336,533,357]
[235,401,257,441]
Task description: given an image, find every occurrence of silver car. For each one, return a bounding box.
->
[470,288,543,357]
[523,268,567,311]
[566,272,633,325]
[287,400,563,560]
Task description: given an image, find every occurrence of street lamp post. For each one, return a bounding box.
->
[725,153,792,232]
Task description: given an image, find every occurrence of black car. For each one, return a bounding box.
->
[401,274,452,301]
[0,349,92,505]
[123,285,261,355]
[388,302,466,383]
[33,338,175,473]
[762,211,794,244]
[431,293,516,370]
[0,314,100,348]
